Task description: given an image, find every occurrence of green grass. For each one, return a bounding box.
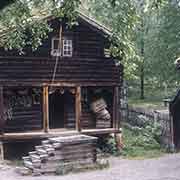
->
[128,98,163,109]
[121,126,166,159]
[127,84,178,109]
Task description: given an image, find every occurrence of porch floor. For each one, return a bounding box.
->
[0,128,120,142]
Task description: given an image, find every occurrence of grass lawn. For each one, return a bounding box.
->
[128,98,164,109]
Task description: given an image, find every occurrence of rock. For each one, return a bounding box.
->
[32,169,41,176]
[15,167,32,176]
[97,158,109,166]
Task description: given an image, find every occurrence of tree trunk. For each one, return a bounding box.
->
[140,64,144,99]
[140,19,145,100]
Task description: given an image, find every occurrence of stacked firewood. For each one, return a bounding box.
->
[20,135,97,176]
[90,98,111,128]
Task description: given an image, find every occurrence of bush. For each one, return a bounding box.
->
[97,135,120,156]
[121,123,164,158]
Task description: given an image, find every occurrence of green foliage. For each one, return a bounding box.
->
[97,136,120,156]
[86,0,139,79]
[0,0,81,52]
[145,1,180,86]
[121,123,165,158]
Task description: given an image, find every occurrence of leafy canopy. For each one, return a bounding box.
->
[0,0,81,53]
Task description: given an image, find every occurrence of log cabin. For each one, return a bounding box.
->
[0,12,123,160]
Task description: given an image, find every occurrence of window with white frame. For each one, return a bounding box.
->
[51,38,61,56]
[63,39,72,57]
[51,38,73,57]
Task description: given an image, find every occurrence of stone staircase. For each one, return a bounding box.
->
[19,134,97,175]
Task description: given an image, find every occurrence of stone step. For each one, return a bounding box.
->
[29,151,37,156]
[42,140,50,145]
[39,154,48,162]
[20,135,97,176]
[35,145,45,150]
[36,149,48,156]
[42,144,55,156]
[24,160,34,169]
[52,142,62,149]
[32,161,41,169]
[43,144,53,149]
[30,154,41,161]
[22,156,31,161]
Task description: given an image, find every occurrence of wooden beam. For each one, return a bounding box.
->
[82,128,121,135]
[0,141,4,162]
[116,86,120,130]
[75,86,82,132]
[113,86,120,130]
[0,87,4,134]
[43,86,49,132]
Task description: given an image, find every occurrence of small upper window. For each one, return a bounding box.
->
[63,39,72,57]
[51,38,61,56]
[51,38,72,57]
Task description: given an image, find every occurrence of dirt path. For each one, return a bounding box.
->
[1,153,180,180]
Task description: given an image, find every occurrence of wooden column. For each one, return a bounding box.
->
[75,86,81,132]
[113,86,123,150]
[0,87,4,134]
[43,86,49,132]
[113,86,120,130]
[0,141,4,161]
[116,86,120,130]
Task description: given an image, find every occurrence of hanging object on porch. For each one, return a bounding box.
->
[59,87,65,94]
[69,88,76,95]
[49,23,63,95]
[90,98,111,128]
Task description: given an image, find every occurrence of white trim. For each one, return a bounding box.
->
[51,38,61,56]
[51,37,73,57]
[62,39,72,57]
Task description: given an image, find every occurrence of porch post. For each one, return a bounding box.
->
[113,86,120,130]
[43,86,49,132]
[0,86,4,134]
[113,86,123,150]
[75,86,81,132]
[0,141,4,162]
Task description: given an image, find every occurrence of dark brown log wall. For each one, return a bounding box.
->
[0,57,122,86]
[0,18,123,86]
[4,105,42,133]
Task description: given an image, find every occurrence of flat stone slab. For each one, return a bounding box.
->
[49,135,97,144]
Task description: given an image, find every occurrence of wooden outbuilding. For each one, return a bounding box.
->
[0,12,123,159]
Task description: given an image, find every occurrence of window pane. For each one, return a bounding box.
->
[63,39,72,57]
[54,39,59,49]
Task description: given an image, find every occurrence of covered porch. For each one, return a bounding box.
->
[0,83,120,141]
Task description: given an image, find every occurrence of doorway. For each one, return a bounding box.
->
[49,90,65,129]
[49,88,76,129]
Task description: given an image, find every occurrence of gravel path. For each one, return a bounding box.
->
[1,153,180,180]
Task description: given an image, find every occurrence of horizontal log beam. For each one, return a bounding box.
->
[0,128,121,141]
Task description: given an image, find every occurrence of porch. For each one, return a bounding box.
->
[0,84,120,142]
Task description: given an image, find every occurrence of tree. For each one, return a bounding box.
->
[84,0,139,80]
[0,0,81,53]
[146,0,180,88]
[0,0,15,9]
